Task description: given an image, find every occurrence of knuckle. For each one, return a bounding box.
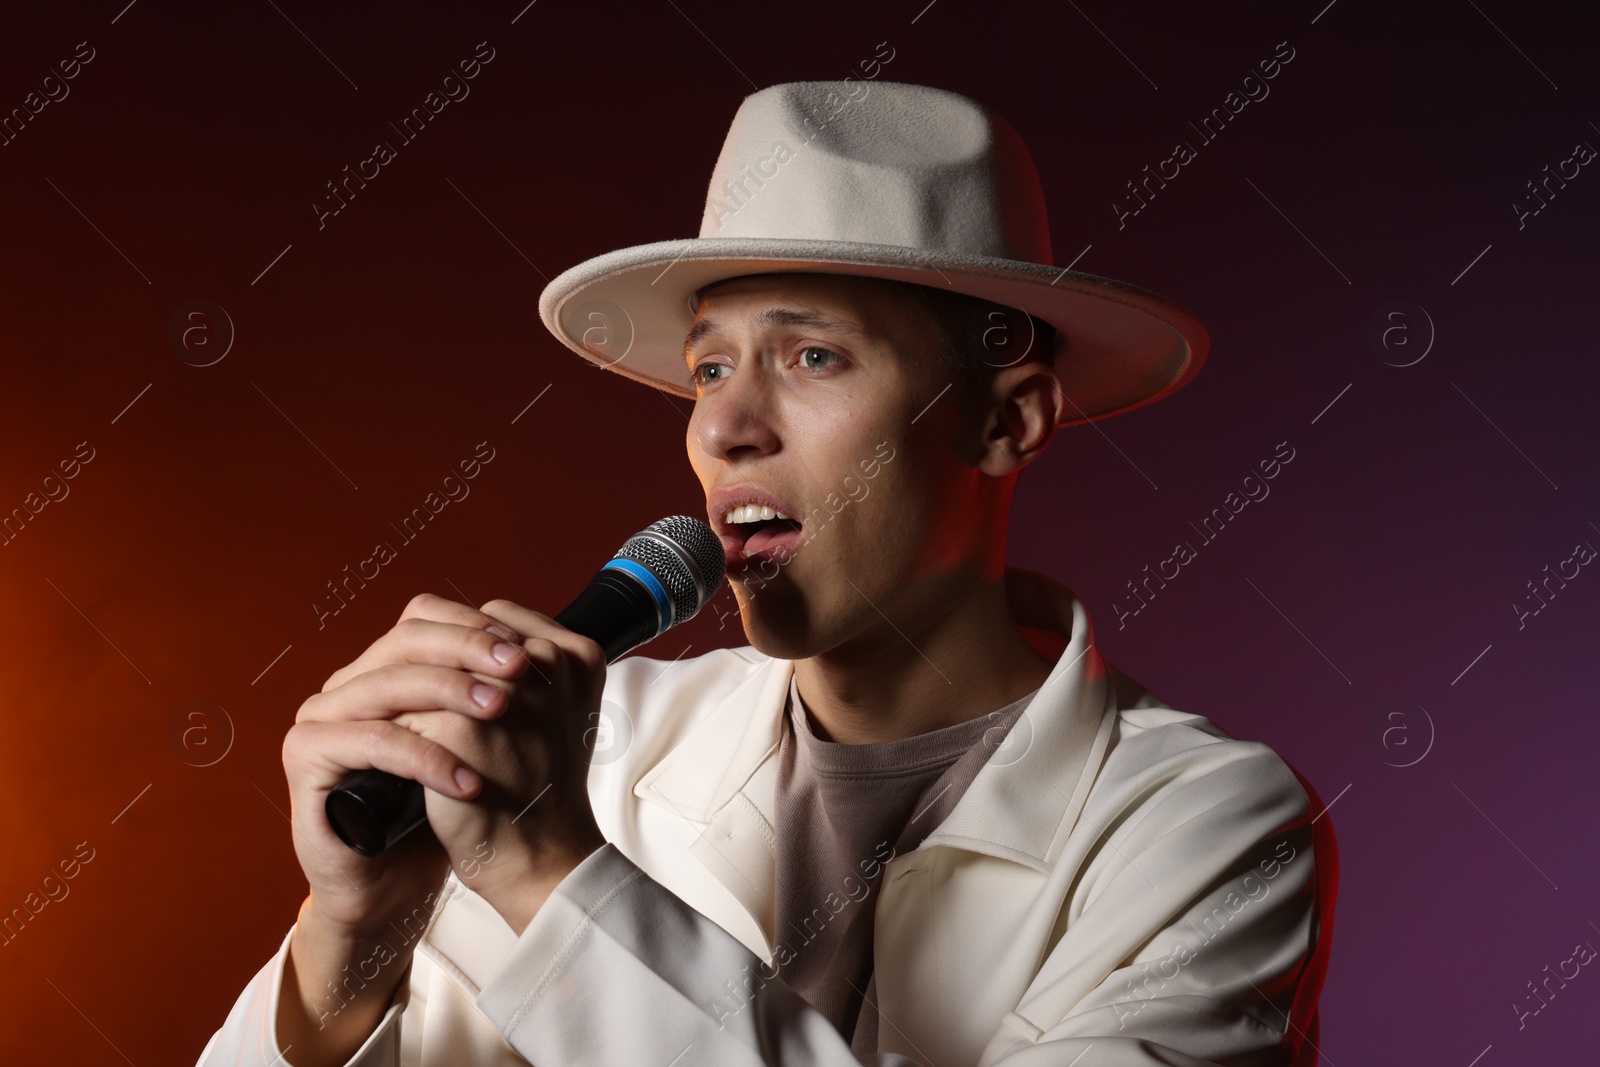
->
[281,726,306,766]
[359,718,396,758]
[283,721,328,775]
[482,599,551,627]
[572,635,606,671]
[357,663,396,698]
[371,660,410,686]
[478,599,523,624]
[403,591,445,619]
[395,615,430,641]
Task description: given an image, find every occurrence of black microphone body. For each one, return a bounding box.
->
[325,516,725,856]
[552,566,666,662]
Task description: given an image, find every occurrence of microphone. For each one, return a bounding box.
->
[325,515,726,856]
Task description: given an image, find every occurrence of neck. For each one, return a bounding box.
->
[792,568,1057,745]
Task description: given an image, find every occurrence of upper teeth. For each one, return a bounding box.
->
[725,504,791,524]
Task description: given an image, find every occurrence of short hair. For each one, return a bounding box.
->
[881,278,1061,393]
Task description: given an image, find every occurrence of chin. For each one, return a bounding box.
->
[730,583,819,660]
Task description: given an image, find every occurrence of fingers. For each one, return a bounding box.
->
[298,662,514,726]
[285,718,484,800]
[397,591,527,640]
[322,605,529,694]
[479,598,607,676]
[307,594,606,741]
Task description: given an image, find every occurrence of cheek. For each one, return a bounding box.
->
[791,403,871,468]
[685,417,715,484]
[837,460,918,546]
[873,452,969,567]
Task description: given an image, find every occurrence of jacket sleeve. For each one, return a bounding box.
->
[193,923,409,1067]
[197,740,1331,1067]
[466,742,1333,1067]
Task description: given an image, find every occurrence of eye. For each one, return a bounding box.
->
[689,361,728,388]
[797,345,842,371]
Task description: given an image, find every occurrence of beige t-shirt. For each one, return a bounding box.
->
[772,672,1038,1055]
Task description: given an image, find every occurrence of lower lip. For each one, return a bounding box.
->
[725,524,804,579]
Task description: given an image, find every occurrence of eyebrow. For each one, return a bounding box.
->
[683,307,871,362]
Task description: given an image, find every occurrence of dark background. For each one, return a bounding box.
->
[0,1,1595,1063]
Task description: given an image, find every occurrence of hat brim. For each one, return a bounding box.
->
[537,237,1209,427]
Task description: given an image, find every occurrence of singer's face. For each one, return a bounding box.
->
[684,272,998,659]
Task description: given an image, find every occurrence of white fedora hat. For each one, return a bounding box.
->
[538,80,1209,426]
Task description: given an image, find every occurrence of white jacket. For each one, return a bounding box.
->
[198,566,1335,1066]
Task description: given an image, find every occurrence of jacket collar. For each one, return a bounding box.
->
[630,566,1120,953]
[634,566,1120,873]
[922,567,1120,871]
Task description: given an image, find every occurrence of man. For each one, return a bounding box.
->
[199,81,1335,1066]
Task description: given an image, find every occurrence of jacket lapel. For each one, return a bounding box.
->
[630,567,1122,1060]
[915,573,1117,869]
[872,580,1122,1061]
[632,646,793,956]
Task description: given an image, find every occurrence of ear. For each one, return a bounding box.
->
[975,364,1065,477]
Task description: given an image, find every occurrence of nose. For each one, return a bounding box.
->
[689,357,781,466]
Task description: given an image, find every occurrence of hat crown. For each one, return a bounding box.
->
[697,81,1053,265]
[538,80,1208,427]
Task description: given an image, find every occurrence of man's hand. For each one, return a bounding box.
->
[283,592,608,941]
[392,595,610,933]
[275,592,609,1063]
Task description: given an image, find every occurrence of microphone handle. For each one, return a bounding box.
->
[324,568,667,856]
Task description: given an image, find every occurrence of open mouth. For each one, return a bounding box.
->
[727,517,804,570]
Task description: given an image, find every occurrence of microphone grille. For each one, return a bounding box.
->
[617,516,726,626]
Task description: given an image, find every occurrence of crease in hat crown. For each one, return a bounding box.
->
[536,79,1210,427]
[696,81,1051,264]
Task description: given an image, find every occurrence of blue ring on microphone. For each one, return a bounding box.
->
[603,558,670,632]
